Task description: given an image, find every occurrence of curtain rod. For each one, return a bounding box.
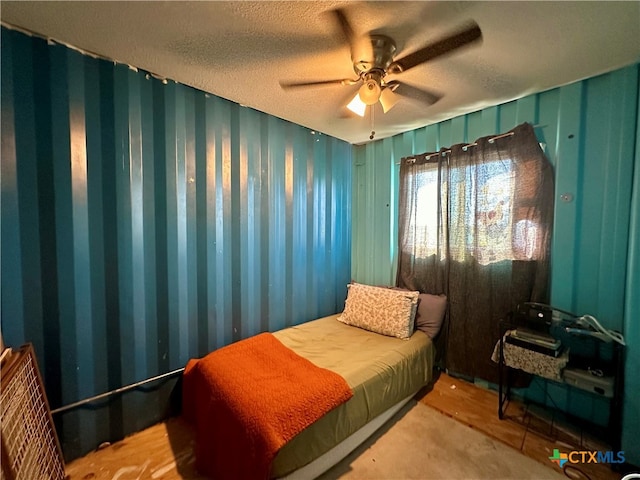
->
[403,131,514,164]
[400,124,546,164]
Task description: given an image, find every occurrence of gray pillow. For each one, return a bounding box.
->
[415,293,447,339]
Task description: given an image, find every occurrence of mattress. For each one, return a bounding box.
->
[270,314,434,478]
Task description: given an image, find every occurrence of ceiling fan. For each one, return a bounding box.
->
[280,8,483,117]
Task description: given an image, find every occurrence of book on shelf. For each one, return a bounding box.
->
[505,331,564,357]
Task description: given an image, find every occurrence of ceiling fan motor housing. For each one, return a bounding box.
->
[352,34,397,76]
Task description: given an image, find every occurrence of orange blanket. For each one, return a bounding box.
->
[182,332,353,479]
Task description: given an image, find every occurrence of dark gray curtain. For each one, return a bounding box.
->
[396,123,554,383]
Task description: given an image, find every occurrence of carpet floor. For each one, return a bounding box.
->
[318,400,564,480]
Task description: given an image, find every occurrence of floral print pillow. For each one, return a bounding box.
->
[338,283,420,339]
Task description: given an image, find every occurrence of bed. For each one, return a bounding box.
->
[183,283,445,479]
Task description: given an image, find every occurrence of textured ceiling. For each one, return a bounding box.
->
[1,1,639,144]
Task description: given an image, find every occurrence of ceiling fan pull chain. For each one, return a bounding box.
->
[369,107,376,140]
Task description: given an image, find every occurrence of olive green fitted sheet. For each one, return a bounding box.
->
[270,314,435,478]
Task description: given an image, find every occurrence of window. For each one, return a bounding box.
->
[408,158,542,266]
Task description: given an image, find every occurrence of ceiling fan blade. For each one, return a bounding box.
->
[331,8,357,48]
[389,21,482,73]
[387,81,443,106]
[280,78,358,89]
[330,8,374,67]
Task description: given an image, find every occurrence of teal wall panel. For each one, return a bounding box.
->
[0,27,352,461]
[622,84,640,466]
[351,64,639,461]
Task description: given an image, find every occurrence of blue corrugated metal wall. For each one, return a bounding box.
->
[352,64,639,460]
[623,87,640,466]
[0,27,352,461]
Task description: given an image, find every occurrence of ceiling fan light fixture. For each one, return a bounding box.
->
[358,72,383,105]
[379,87,399,113]
[347,92,367,117]
[358,78,381,105]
